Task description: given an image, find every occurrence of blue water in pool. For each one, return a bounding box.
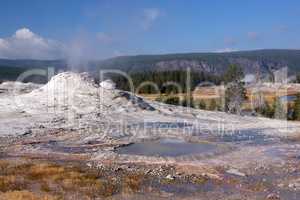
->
[116,138,216,157]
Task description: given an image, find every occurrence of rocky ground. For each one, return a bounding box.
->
[1,72,300,199]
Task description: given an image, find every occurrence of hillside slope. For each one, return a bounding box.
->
[93,49,300,75]
[1,49,300,82]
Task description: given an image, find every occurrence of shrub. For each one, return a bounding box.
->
[164,96,180,105]
[273,98,286,119]
[197,100,207,110]
[208,99,217,110]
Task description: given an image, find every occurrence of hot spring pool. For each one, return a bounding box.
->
[116,138,216,157]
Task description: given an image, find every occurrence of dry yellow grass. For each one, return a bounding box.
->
[0,190,58,200]
[141,85,297,111]
[0,159,118,198]
[122,174,143,193]
[27,164,65,180]
[0,160,9,170]
[0,175,18,191]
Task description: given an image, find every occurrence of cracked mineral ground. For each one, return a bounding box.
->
[1,72,300,199]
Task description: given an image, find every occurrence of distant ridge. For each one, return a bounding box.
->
[92,49,300,74]
[1,49,300,82]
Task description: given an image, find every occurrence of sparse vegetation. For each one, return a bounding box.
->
[224,65,246,114]
[256,102,275,118]
[273,97,287,119]
[208,99,218,111]
[122,174,144,193]
[109,70,222,94]
[163,96,181,106]
[292,93,300,120]
[196,100,207,110]
[0,159,121,199]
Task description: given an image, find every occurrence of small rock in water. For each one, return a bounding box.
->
[176,172,183,176]
[166,174,175,180]
[114,167,122,172]
[266,193,280,200]
[277,183,284,188]
[86,163,93,168]
[22,129,32,136]
[226,168,246,177]
[201,173,223,181]
[96,163,104,170]
[158,166,164,172]
[288,182,300,190]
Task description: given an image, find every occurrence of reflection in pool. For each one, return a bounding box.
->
[279,95,296,102]
[116,138,216,157]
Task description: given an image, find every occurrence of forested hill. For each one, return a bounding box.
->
[1,49,300,82]
[92,49,300,75]
[0,59,67,82]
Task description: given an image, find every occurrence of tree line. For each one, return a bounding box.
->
[103,65,300,121]
[150,65,300,121]
[108,70,222,94]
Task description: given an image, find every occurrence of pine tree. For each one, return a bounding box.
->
[164,96,180,105]
[225,81,246,114]
[293,93,300,120]
[224,64,246,114]
[260,102,274,118]
[224,64,244,83]
[273,98,286,120]
[182,93,194,108]
[287,102,294,120]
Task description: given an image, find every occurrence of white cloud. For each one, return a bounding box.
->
[215,48,238,53]
[0,38,8,49]
[0,28,65,59]
[141,8,161,30]
[15,28,35,39]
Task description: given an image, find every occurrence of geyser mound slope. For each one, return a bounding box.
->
[20,72,155,114]
[1,71,300,139]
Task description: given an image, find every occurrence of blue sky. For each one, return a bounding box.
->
[0,0,299,59]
